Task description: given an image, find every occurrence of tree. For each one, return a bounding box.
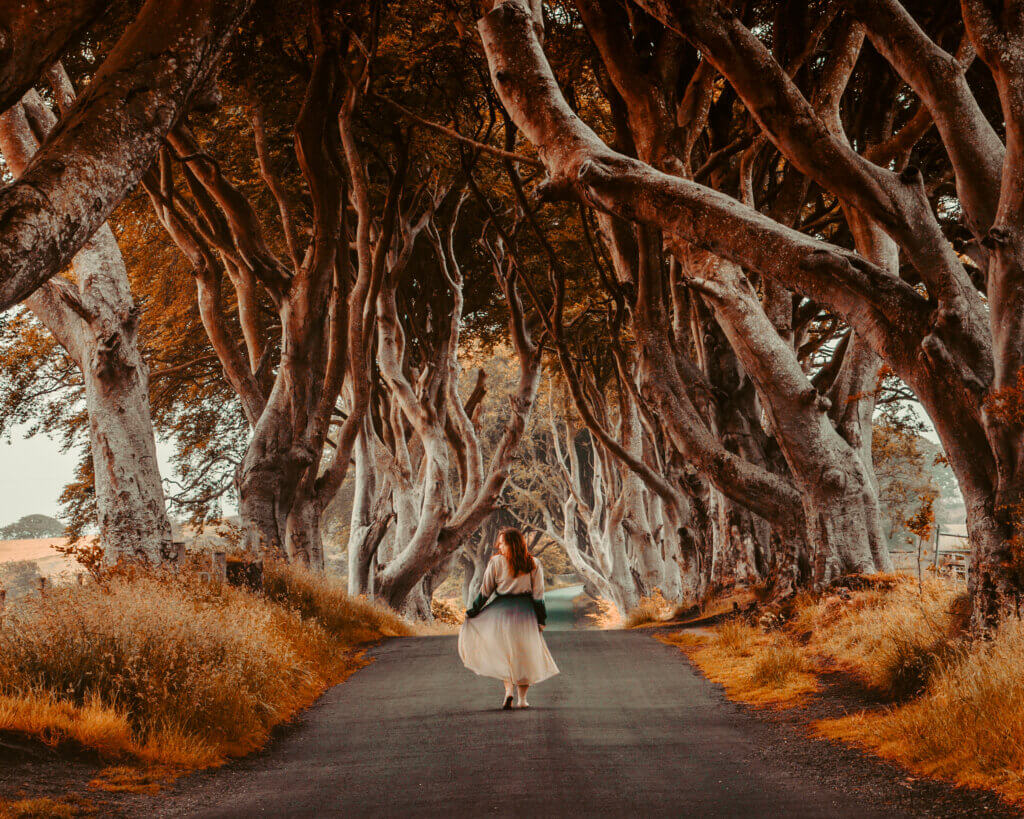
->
[0,0,252,310]
[0,72,173,563]
[0,514,63,540]
[475,0,1024,627]
[0,0,109,114]
[349,204,542,613]
[142,1,387,567]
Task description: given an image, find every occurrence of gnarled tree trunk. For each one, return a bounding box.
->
[0,88,172,563]
[0,0,252,309]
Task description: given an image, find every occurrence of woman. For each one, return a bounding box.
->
[458,527,559,709]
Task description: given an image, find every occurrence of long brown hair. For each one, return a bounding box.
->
[499,527,535,576]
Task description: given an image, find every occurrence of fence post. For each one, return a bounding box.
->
[0,587,6,616]
[36,576,47,597]
[173,539,187,571]
[212,551,227,584]
[932,525,941,570]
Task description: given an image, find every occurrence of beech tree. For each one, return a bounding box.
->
[0,0,252,310]
[7,0,1021,629]
[345,204,542,613]
[479,3,889,590]
[142,1,392,567]
[0,71,172,563]
[474,0,1024,627]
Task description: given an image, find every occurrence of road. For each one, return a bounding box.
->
[149,586,1014,818]
[541,582,584,630]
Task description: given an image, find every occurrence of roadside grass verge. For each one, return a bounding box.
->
[0,564,414,774]
[624,591,674,628]
[625,587,758,631]
[790,575,965,699]
[814,616,1024,802]
[263,561,415,643]
[659,574,1024,805]
[659,621,818,707]
[0,794,95,818]
[587,596,622,629]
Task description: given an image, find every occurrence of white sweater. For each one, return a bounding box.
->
[479,554,545,600]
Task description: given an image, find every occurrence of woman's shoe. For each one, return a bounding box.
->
[502,695,514,710]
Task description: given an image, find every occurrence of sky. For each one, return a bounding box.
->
[0,426,77,524]
[0,424,186,528]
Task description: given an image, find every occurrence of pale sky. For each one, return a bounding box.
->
[0,425,84,524]
[0,425,183,528]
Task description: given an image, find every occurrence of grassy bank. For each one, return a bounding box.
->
[0,563,414,772]
[659,575,1024,805]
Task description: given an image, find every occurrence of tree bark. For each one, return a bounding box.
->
[0,0,111,115]
[0,91,172,563]
[0,0,252,309]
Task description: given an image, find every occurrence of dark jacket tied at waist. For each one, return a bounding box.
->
[465,591,547,626]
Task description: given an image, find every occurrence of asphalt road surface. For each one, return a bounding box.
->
[150,586,1014,818]
[540,583,584,631]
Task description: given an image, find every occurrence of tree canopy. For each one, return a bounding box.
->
[1,0,1022,625]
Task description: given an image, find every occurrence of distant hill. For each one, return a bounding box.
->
[0,514,64,540]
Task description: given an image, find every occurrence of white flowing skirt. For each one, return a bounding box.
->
[458,594,560,685]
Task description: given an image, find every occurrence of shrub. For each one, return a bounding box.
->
[625,592,672,628]
[587,596,621,629]
[431,596,465,627]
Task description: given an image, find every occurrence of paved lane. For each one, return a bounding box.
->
[543,583,584,631]
[154,630,929,818]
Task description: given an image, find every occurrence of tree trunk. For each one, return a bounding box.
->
[346,420,394,595]
[78,226,174,564]
[285,492,324,571]
[0,0,252,309]
[0,92,173,564]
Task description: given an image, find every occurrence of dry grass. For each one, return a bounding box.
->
[659,622,819,707]
[791,575,965,699]
[88,764,179,794]
[815,616,1024,803]
[263,561,416,643]
[624,591,673,628]
[0,565,412,771]
[587,596,622,629]
[661,573,1024,805]
[430,596,465,628]
[0,795,94,818]
[670,588,756,624]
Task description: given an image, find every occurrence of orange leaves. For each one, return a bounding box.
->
[984,366,1024,427]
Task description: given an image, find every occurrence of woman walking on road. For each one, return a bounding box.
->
[458,527,559,709]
